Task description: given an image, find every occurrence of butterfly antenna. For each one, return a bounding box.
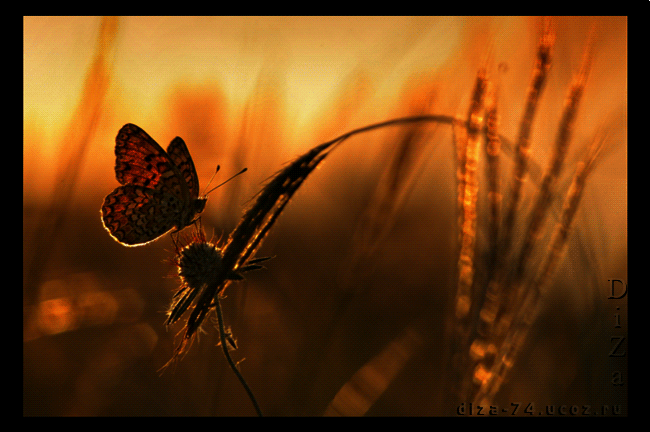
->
[204,168,248,196]
[202,165,221,196]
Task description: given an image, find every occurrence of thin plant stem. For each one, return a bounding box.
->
[214,294,263,417]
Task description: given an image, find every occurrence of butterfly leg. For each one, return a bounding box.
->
[191,215,203,233]
[170,230,182,250]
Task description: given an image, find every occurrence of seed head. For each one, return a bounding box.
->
[177,239,224,291]
[165,229,225,328]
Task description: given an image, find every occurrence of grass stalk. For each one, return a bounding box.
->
[513,33,592,285]
[500,20,554,261]
[474,130,604,403]
[448,67,488,404]
[467,29,597,409]
[214,293,263,416]
[484,81,502,270]
[454,68,487,324]
[476,21,554,342]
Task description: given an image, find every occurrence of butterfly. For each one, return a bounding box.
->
[101,123,207,246]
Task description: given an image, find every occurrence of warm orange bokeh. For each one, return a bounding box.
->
[24,17,626,416]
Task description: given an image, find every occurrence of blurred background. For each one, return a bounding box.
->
[24,16,626,416]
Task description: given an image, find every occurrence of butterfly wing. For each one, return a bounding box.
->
[167,136,200,199]
[103,124,202,246]
[114,124,187,199]
[101,184,185,246]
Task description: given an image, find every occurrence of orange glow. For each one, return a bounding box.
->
[24,17,626,416]
[473,364,492,386]
[37,297,75,335]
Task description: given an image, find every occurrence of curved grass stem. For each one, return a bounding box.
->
[214,294,263,417]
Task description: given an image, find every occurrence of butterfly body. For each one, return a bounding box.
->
[101,124,206,246]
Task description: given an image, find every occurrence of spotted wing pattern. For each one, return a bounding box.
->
[102,185,187,245]
[166,136,200,199]
[101,123,204,246]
